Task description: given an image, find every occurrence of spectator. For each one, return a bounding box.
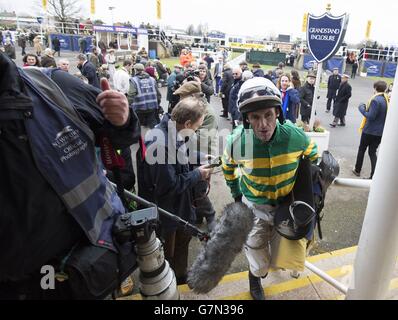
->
[105,48,117,83]
[220,64,234,118]
[18,33,27,56]
[353,81,389,179]
[197,64,214,103]
[351,59,358,79]
[299,72,316,123]
[213,56,224,95]
[239,60,249,72]
[40,48,57,68]
[57,58,70,72]
[33,35,42,56]
[4,40,16,60]
[228,67,244,126]
[290,69,301,89]
[23,53,41,67]
[330,74,352,127]
[252,63,265,77]
[326,68,341,113]
[203,53,214,70]
[127,63,161,129]
[77,53,100,88]
[113,60,132,95]
[52,36,61,57]
[167,64,184,105]
[277,73,300,123]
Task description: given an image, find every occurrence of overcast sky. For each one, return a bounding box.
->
[2,0,398,45]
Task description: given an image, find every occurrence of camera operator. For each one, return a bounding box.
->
[168,68,200,113]
[173,81,218,231]
[137,97,212,285]
[167,64,184,110]
[0,52,140,299]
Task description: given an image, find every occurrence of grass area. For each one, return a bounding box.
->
[231,51,244,60]
[161,57,180,69]
[367,76,394,85]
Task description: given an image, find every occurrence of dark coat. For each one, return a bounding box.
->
[81,60,100,88]
[253,69,265,77]
[327,74,341,98]
[200,75,214,102]
[221,67,234,97]
[4,44,16,59]
[299,82,314,119]
[52,37,61,51]
[333,81,352,118]
[228,78,243,121]
[137,115,202,232]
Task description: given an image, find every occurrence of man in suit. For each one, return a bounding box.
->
[213,56,224,95]
[77,53,100,88]
[330,74,352,127]
[326,68,341,113]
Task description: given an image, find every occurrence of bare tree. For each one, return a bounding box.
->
[186,24,195,36]
[35,0,84,33]
[47,0,82,22]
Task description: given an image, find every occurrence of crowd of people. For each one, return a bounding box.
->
[0,33,393,300]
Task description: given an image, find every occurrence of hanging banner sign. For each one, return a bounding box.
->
[307,12,349,63]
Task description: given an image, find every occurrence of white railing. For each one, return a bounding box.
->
[299,177,371,296]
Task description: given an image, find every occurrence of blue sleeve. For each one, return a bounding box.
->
[361,99,379,121]
[150,161,202,198]
[289,89,300,104]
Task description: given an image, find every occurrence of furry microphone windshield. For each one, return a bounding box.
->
[187,202,254,294]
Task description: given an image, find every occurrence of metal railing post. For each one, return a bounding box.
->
[346,63,398,300]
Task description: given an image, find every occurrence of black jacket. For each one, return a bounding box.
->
[200,75,214,102]
[253,69,265,77]
[80,60,100,88]
[221,67,234,97]
[52,38,61,51]
[137,115,202,233]
[299,81,315,117]
[327,74,341,98]
[333,81,352,118]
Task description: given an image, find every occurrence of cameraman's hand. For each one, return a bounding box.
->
[96,78,130,127]
[198,165,213,180]
[194,76,201,83]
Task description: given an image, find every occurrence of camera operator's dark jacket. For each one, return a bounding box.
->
[137,114,202,233]
[0,54,140,282]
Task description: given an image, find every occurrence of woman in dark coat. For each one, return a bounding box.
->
[330,75,352,127]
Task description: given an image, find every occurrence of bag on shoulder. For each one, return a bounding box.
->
[63,241,137,300]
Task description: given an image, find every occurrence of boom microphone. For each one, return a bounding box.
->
[187,202,254,294]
